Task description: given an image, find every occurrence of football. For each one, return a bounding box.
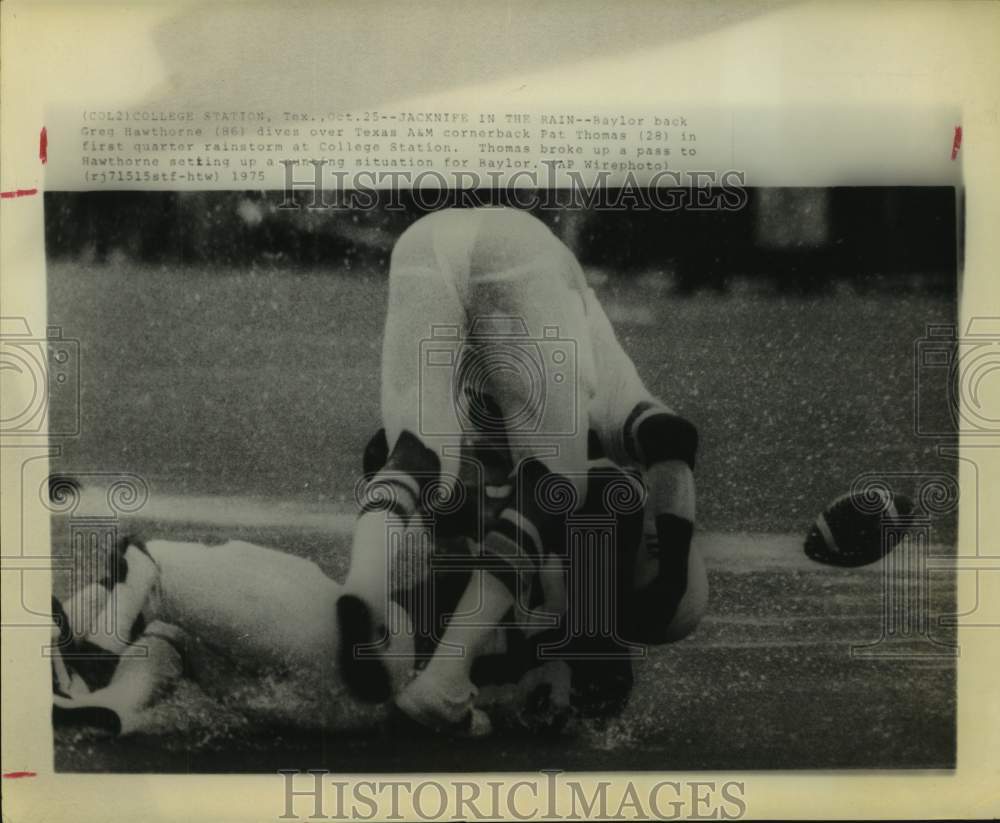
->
[803,488,914,567]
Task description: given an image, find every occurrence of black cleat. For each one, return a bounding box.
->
[52,700,122,736]
[336,594,392,703]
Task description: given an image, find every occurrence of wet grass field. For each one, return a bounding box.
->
[51,519,957,773]
[47,261,957,771]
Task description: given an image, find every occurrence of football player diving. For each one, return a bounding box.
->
[50,206,707,738]
[340,205,707,734]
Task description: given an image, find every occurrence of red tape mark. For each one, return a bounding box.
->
[0,188,38,199]
[1,127,47,198]
[951,125,962,160]
[2,771,37,779]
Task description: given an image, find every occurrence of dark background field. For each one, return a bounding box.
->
[45,190,959,771]
[46,263,955,535]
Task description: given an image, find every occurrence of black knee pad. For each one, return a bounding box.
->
[624,404,698,470]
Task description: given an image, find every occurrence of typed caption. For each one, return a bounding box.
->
[68,108,725,188]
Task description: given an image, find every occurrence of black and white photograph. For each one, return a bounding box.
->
[5,3,1000,820]
[43,185,959,772]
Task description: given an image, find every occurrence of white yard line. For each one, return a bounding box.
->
[65,487,944,573]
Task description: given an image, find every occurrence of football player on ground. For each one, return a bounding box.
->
[49,442,703,737]
[50,535,419,735]
[341,206,706,734]
[46,456,665,738]
[51,528,582,736]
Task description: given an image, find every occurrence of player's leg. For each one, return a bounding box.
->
[54,537,415,731]
[471,463,645,722]
[57,538,412,691]
[396,209,595,731]
[147,538,413,692]
[630,459,708,642]
[584,287,707,643]
[340,211,476,702]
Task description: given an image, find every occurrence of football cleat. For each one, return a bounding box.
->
[52,693,122,736]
